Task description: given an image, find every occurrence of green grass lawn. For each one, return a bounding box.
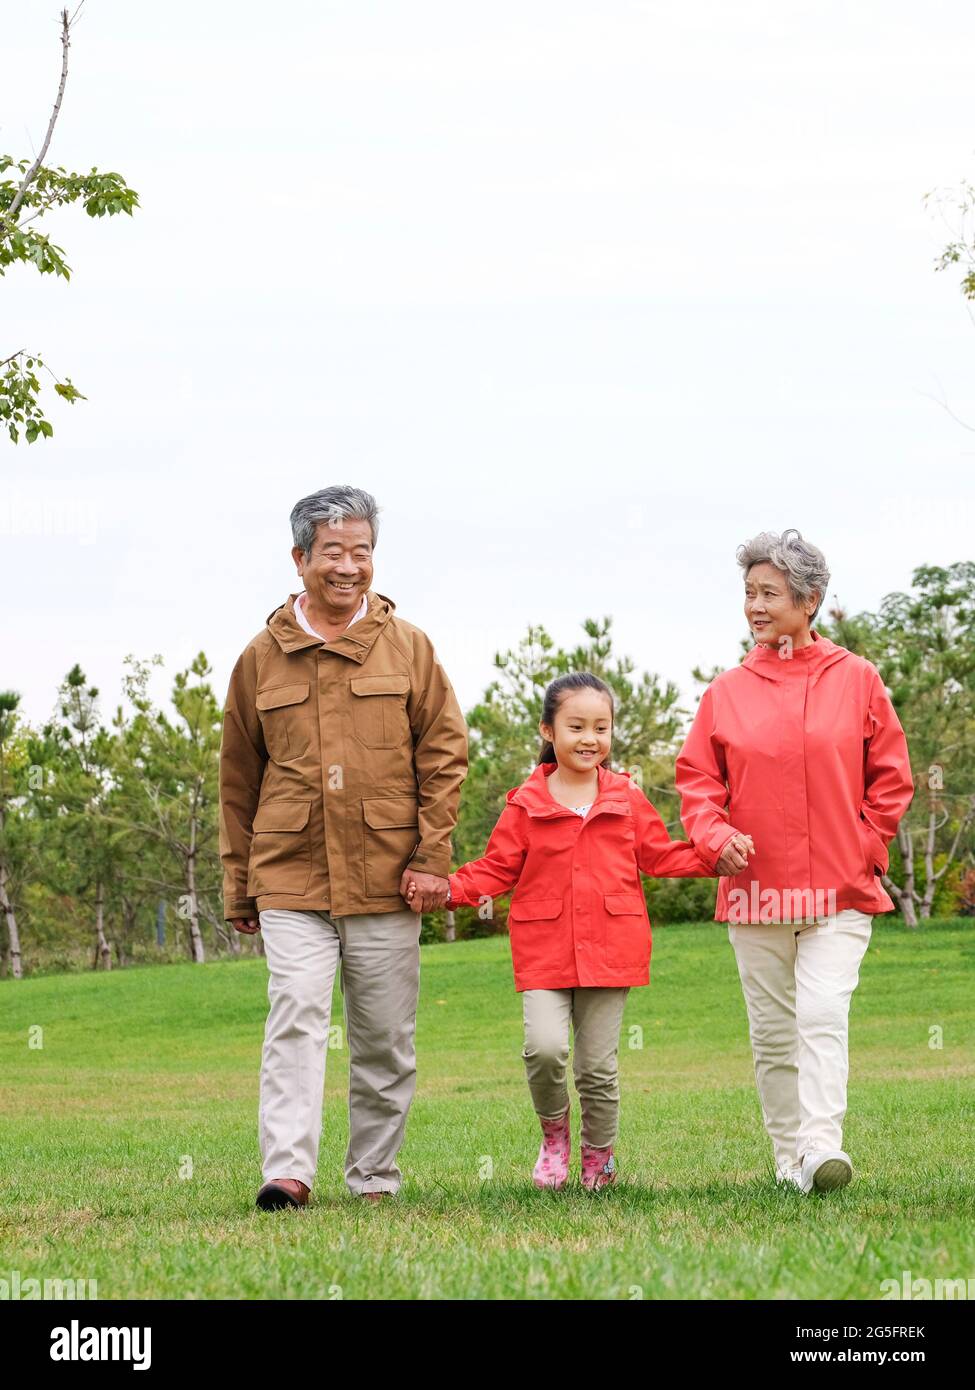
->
[1,919,973,1300]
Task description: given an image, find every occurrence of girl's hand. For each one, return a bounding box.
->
[400,869,448,913]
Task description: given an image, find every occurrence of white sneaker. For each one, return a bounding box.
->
[776,1166,803,1189]
[799,1150,853,1194]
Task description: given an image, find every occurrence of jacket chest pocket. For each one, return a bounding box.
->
[349,674,411,749]
[256,683,312,763]
[603,892,650,967]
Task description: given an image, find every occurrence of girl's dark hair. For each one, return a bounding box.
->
[537,672,615,767]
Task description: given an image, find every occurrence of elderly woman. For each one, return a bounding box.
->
[675,529,914,1194]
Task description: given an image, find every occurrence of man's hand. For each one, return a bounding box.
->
[231,917,261,935]
[715,833,755,876]
[400,869,449,914]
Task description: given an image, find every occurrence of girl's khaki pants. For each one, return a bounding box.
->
[522,986,630,1148]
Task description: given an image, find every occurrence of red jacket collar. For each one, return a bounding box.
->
[507,760,633,819]
[741,629,850,682]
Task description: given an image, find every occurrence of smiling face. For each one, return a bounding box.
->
[744,562,818,647]
[539,688,614,773]
[292,517,374,622]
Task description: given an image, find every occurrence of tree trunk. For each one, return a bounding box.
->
[204,898,240,956]
[919,808,938,920]
[885,823,919,927]
[185,815,206,964]
[95,881,112,970]
[0,859,23,979]
[444,909,456,943]
[115,897,136,968]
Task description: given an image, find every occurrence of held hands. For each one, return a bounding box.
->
[400,869,450,914]
[714,833,756,876]
[231,873,451,928]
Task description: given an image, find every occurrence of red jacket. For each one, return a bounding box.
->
[448,761,714,990]
[675,631,915,923]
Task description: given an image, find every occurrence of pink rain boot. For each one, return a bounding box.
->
[581,1143,617,1191]
[532,1107,571,1190]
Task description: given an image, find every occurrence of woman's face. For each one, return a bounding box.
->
[744,562,817,647]
[540,690,613,773]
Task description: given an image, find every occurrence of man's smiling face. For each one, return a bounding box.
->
[293,516,374,622]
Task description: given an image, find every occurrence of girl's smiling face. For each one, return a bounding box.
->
[540,689,614,772]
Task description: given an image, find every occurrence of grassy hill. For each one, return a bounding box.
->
[1,920,972,1300]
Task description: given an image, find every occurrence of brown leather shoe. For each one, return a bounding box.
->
[256,1177,310,1211]
[361,1191,390,1203]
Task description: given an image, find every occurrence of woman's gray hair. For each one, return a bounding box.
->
[736,528,831,621]
[290,486,381,557]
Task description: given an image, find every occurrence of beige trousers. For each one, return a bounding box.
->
[258,907,421,1194]
[728,908,873,1176]
[522,987,630,1148]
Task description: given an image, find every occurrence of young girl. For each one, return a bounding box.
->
[407,672,752,1191]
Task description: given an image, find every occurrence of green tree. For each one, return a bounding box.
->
[112,654,227,964]
[0,691,31,978]
[820,564,975,925]
[29,665,126,968]
[1,5,139,444]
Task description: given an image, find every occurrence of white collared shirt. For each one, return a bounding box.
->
[294,589,368,641]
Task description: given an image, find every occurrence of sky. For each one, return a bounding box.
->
[3,0,974,732]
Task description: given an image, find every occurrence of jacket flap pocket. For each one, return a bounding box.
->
[256,682,310,711]
[253,799,311,833]
[350,674,411,697]
[604,893,645,915]
[509,897,563,921]
[362,795,419,829]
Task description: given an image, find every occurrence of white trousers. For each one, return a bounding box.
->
[258,908,421,1194]
[728,908,873,1176]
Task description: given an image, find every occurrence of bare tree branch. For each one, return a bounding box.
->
[3,9,74,229]
[914,384,975,435]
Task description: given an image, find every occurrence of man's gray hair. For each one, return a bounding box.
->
[736,528,831,621]
[290,486,381,557]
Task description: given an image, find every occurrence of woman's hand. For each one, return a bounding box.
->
[715,833,755,875]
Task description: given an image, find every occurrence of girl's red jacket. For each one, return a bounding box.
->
[448,760,715,990]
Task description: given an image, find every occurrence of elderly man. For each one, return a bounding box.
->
[219,485,468,1210]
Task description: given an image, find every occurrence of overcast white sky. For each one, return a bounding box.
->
[3,1,974,730]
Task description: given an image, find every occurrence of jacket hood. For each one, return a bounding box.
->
[265,589,397,662]
[739,629,851,685]
[507,759,634,818]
